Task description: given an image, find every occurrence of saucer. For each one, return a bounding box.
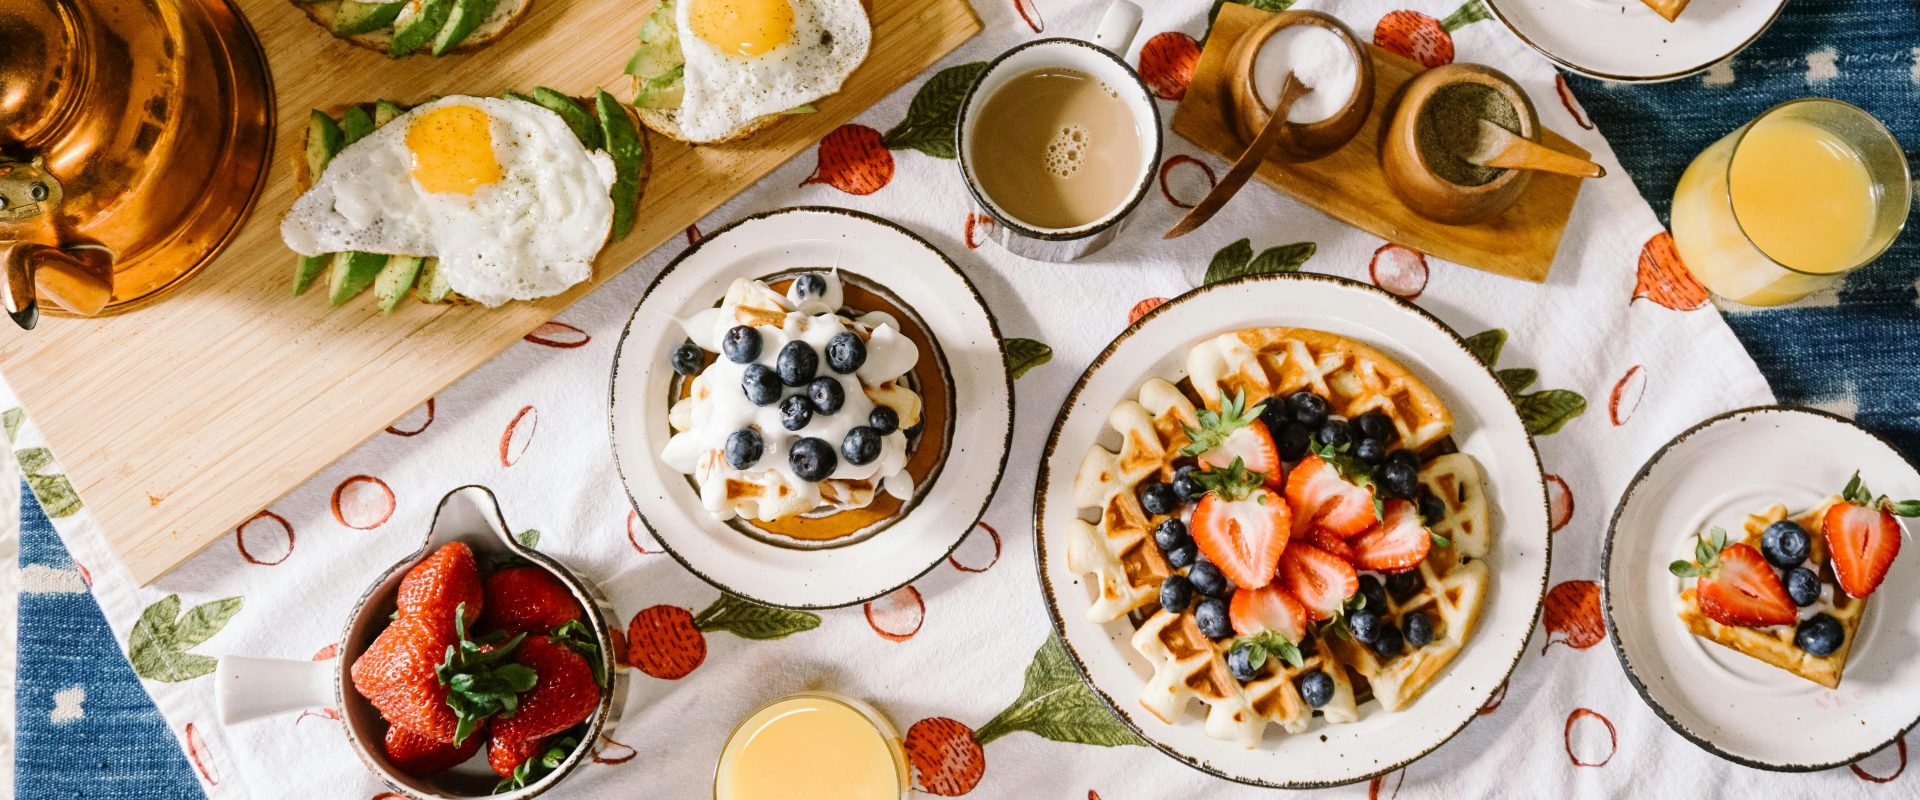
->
[1604,406,1920,769]
[1486,0,1787,82]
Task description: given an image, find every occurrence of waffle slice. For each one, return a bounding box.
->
[1068,379,1201,623]
[1133,609,1360,746]
[1187,327,1453,451]
[1677,498,1861,688]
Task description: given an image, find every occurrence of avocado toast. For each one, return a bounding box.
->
[622,0,822,144]
[294,0,534,57]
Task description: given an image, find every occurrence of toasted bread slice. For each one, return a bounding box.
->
[294,0,534,56]
[632,104,786,145]
[1639,0,1688,22]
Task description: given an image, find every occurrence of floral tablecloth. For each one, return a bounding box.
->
[10,0,1916,797]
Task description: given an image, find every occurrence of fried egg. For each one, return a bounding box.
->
[281,96,617,307]
[676,0,870,142]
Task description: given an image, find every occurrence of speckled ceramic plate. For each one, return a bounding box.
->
[1032,273,1550,787]
[1486,0,1787,82]
[1605,406,1920,769]
[609,207,1013,609]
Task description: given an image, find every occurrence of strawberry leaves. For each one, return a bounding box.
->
[1229,631,1304,674]
[495,733,582,793]
[692,592,820,640]
[1464,329,1588,436]
[1189,457,1267,501]
[973,636,1144,747]
[1203,238,1316,285]
[550,619,606,688]
[1180,390,1266,458]
[1840,471,1920,517]
[129,594,245,682]
[882,62,990,158]
[1004,338,1053,379]
[1668,527,1728,578]
[438,602,537,745]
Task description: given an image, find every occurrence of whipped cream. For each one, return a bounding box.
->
[661,273,923,522]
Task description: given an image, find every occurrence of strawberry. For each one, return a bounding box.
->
[491,634,602,743]
[1350,499,1432,574]
[1278,542,1359,621]
[488,732,547,778]
[1823,471,1920,598]
[1302,528,1354,562]
[1670,531,1795,627]
[1229,585,1308,642]
[351,602,536,745]
[481,566,584,635]
[1181,390,1283,486]
[1285,452,1380,538]
[385,722,483,776]
[1187,459,1291,589]
[396,542,484,627]
[491,733,582,792]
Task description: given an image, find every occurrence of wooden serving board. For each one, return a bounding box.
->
[0,0,980,584]
[1174,4,1586,283]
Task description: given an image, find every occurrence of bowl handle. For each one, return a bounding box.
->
[215,655,335,725]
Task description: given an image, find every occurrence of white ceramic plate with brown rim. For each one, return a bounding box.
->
[1486,0,1788,82]
[1604,406,1920,769]
[609,207,1013,609]
[1032,272,1549,787]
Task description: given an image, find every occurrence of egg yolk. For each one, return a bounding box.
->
[689,0,794,58]
[406,105,503,195]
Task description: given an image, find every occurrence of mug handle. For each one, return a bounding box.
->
[1090,0,1144,56]
[215,655,336,725]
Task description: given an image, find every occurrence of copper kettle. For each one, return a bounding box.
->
[0,0,272,329]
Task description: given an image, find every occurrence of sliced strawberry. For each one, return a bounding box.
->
[1189,461,1290,589]
[1278,542,1358,621]
[1182,390,1283,487]
[1229,585,1308,642]
[1350,499,1431,574]
[1302,528,1354,562]
[1823,471,1920,598]
[1697,543,1796,627]
[1284,454,1379,538]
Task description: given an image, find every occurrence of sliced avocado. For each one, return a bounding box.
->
[530,88,604,151]
[596,89,644,241]
[633,66,684,110]
[431,0,501,55]
[294,255,331,297]
[782,103,818,115]
[333,1,404,35]
[374,255,424,313]
[414,257,453,303]
[328,251,389,307]
[388,0,453,57]
[501,89,535,104]
[373,99,407,127]
[340,105,376,145]
[625,1,683,108]
[305,109,345,178]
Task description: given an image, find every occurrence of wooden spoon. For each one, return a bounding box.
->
[1461,118,1606,179]
[1165,73,1312,240]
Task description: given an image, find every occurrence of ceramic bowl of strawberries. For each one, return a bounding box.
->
[216,486,623,799]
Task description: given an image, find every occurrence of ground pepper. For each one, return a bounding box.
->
[1415,83,1522,187]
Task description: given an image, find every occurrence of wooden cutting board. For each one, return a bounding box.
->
[1174,3,1586,282]
[0,0,980,584]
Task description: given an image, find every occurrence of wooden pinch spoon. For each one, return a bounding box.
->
[1462,118,1606,179]
[1165,72,1312,240]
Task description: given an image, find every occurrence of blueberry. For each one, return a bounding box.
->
[777,341,819,387]
[1315,419,1351,450]
[841,426,882,466]
[1165,542,1197,569]
[1353,411,1395,443]
[1298,670,1334,708]
[1369,621,1404,658]
[1386,571,1423,600]
[1385,449,1420,474]
[1227,645,1260,682]
[777,395,812,431]
[868,406,899,435]
[1786,567,1821,607]
[1153,519,1191,554]
[1257,398,1289,435]
[669,342,704,375]
[722,326,761,363]
[740,364,781,406]
[1761,520,1812,569]
[1195,598,1233,640]
[1273,422,1312,461]
[788,437,837,482]
[807,377,844,414]
[1159,575,1194,614]
[1416,490,1447,525]
[1352,437,1386,465]
[723,429,763,469]
[1188,561,1232,598]
[1795,613,1844,656]
[1288,392,1330,427]
[825,331,867,374]
[1172,465,1204,502]
[791,272,828,301]
[1404,611,1434,647]
[1348,609,1382,643]
[1357,575,1387,612]
[1378,460,1420,499]
[1140,482,1180,516]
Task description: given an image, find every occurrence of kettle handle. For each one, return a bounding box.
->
[0,241,112,329]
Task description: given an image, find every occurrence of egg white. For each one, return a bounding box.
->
[675,0,871,143]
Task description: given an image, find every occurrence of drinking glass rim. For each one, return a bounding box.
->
[1720,97,1911,278]
[711,690,909,800]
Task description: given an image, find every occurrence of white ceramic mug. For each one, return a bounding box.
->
[955,1,1163,262]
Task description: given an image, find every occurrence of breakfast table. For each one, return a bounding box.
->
[7,0,1917,797]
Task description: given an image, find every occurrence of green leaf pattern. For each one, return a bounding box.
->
[3,407,22,444]
[1204,238,1315,285]
[1004,338,1052,379]
[973,636,1143,748]
[881,62,988,159]
[693,592,820,640]
[129,594,243,682]
[14,440,81,518]
[1467,329,1587,436]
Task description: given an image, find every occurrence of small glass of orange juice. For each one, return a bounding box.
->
[714,692,909,800]
[1669,98,1909,306]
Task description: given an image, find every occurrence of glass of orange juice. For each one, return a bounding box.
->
[1669,98,1910,306]
[714,692,909,800]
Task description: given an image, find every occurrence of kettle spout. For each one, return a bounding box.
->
[1,242,113,329]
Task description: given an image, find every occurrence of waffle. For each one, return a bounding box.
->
[1677,497,1861,688]
[1066,327,1493,745]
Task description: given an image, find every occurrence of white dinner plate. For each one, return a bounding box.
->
[1032,273,1550,787]
[1487,0,1787,82]
[609,207,1013,609]
[1604,406,1920,769]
